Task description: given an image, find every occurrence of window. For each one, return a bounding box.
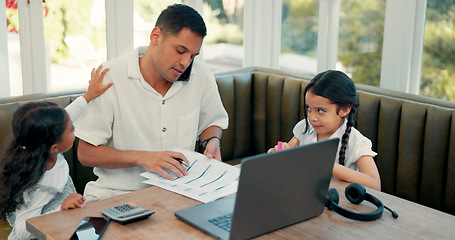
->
[338,0,386,86]
[281,0,319,75]
[202,0,244,71]
[5,0,22,96]
[420,0,455,101]
[3,0,454,102]
[44,0,106,92]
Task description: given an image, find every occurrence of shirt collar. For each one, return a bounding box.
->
[127,46,147,80]
[303,118,348,142]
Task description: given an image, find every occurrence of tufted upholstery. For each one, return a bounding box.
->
[1,67,454,215]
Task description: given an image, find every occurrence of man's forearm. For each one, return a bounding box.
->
[77,140,139,169]
[199,126,223,146]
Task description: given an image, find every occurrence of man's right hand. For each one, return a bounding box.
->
[136,151,189,180]
[78,140,190,180]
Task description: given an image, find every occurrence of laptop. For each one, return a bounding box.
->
[175,138,339,240]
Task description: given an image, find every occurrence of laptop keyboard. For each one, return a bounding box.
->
[208,213,233,232]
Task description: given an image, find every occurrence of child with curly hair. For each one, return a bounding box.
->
[0,66,112,240]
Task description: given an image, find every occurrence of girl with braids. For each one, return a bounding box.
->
[0,66,112,240]
[268,70,380,190]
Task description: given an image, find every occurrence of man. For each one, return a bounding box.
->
[74,4,229,201]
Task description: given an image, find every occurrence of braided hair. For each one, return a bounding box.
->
[0,101,68,219]
[302,70,359,166]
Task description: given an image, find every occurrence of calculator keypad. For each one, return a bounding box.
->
[102,203,155,224]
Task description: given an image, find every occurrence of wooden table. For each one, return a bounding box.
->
[26,179,455,239]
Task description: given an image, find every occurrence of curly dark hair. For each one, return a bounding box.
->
[156,3,207,38]
[0,101,68,219]
[302,70,359,166]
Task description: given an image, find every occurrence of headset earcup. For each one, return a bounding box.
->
[345,183,366,205]
[326,188,339,210]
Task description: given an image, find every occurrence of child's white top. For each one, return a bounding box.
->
[292,118,377,171]
[7,155,76,240]
[7,96,87,240]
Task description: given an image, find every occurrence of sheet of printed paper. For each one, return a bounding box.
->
[140,148,240,203]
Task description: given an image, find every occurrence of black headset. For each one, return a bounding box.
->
[326,183,398,221]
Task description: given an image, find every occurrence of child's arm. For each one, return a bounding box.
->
[61,193,86,210]
[267,137,300,153]
[83,65,114,103]
[65,65,113,122]
[332,156,381,191]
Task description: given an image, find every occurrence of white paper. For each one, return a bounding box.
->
[140,148,240,203]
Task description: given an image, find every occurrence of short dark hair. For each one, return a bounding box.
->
[155,3,207,38]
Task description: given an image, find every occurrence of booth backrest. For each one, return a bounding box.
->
[0,67,454,215]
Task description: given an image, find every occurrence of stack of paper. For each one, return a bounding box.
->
[141,149,240,203]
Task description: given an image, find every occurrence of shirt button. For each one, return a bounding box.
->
[162,100,165,105]
[162,127,167,132]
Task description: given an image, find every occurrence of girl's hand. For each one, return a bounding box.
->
[83,65,114,103]
[61,193,86,210]
[267,137,299,153]
[267,141,291,153]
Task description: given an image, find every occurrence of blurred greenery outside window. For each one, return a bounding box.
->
[337,0,385,88]
[6,0,106,63]
[44,0,107,92]
[5,0,18,33]
[202,0,243,45]
[5,0,107,92]
[421,0,455,101]
[5,0,21,96]
[201,0,244,71]
[281,0,319,74]
[281,0,455,102]
[43,0,106,64]
[282,0,385,85]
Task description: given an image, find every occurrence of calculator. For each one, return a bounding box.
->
[102,203,155,224]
